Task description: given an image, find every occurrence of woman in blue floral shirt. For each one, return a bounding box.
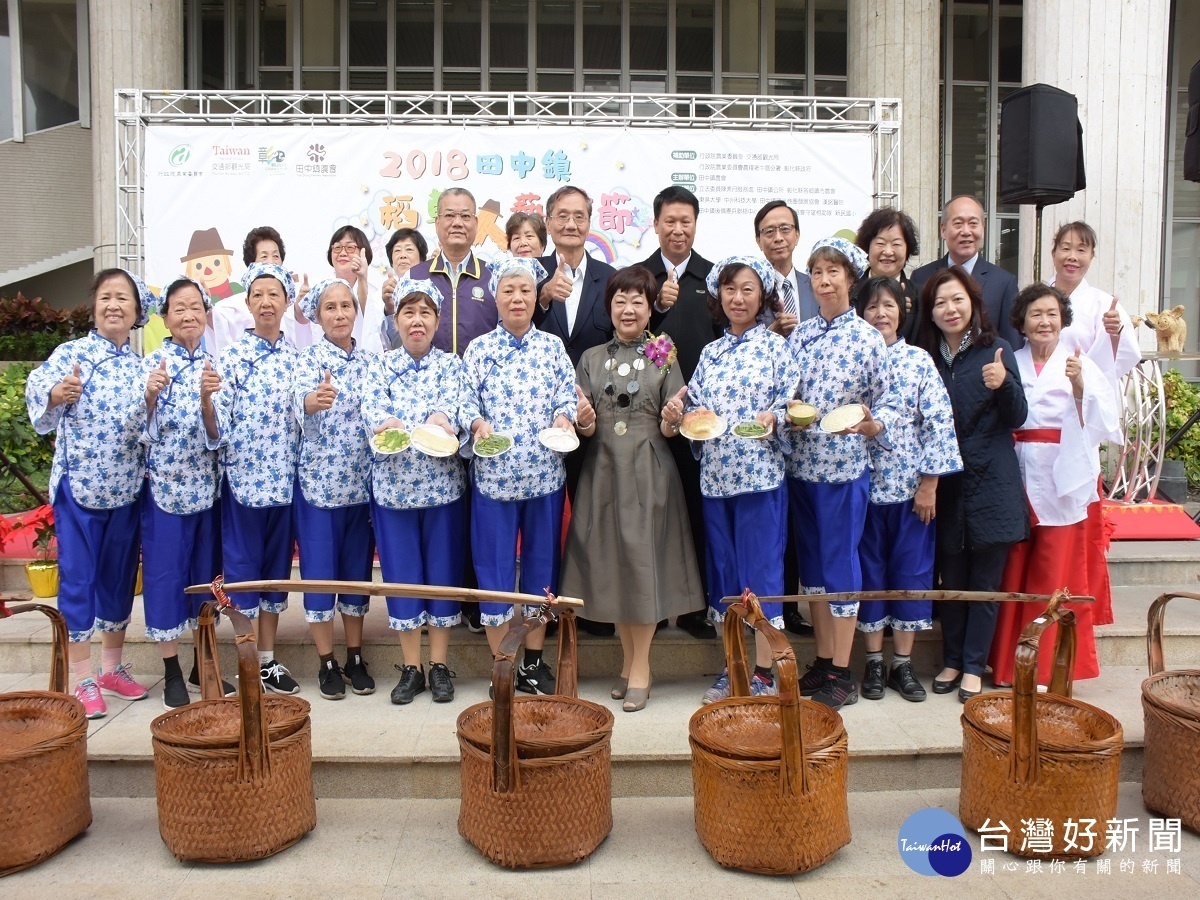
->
[25,269,153,718]
[214,263,302,695]
[461,256,577,696]
[688,255,800,706]
[141,277,229,710]
[787,237,898,711]
[852,276,962,703]
[362,278,469,706]
[292,278,376,701]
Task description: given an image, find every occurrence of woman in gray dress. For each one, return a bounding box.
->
[561,265,702,712]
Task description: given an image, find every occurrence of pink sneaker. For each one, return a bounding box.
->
[97,664,149,700]
[75,678,107,719]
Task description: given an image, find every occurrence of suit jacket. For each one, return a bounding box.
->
[911,256,1022,349]
[533,253,616,366]
[642,250,720,381]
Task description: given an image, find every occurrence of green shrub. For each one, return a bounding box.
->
[0,293,92,361]
[0,363,54,512]
[1159,368,1200,490]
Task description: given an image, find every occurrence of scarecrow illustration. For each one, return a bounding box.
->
[180,227,244,300]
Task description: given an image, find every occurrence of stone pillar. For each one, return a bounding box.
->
[1018,0,1171,324]
[91,0,184,271]
[847,0,941,268]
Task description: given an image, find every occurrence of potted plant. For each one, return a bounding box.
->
[14,504,57,597]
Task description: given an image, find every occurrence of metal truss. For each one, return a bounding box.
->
[115,90,901,273]
[1108,360,1167,502]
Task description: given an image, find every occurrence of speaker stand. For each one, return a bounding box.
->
[1033,203,1046,282]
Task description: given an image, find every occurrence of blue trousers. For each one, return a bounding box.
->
[788,471,869,617]
[856,500,934,632]
[220,476,293,616]
[373,496,464,631]
[141,490,221,641]
[293,481,372,623]
[702,486,786,626]
[54,478,141,642]
[472,487,564,626]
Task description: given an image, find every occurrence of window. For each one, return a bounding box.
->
[2,0,88,141]
[1164,0,1200,359]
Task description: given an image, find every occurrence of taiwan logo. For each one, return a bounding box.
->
[169,144,192,167]
[258,147,287,172]
[897,808,973,877]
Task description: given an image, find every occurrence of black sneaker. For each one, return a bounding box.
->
[811,671,859,710]
[861,658,886,701]
[391,664,426,705]
[516,660,556,695]
[343,653,375,695]
[463,605,484,635]
[784,610,815,635]
[800,660,831,697]
[318,658,346,700]
[887,660,927,702]
[676,611,717,640]
[162,672,191,711]
[187,665,236,698]
[260,659,301,695]
[428,662,455,703]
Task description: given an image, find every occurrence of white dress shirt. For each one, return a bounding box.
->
[562,254,588,334]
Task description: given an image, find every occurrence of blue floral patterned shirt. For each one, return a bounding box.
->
[460,324,577,502]
[868,339,962,504]
[142,339,222,515]
[361,346,469,510]
[292,337,374,509]
[214,330,300,508]
[687,324,800,499]
[787,309,898,483]
[26,331,146,509]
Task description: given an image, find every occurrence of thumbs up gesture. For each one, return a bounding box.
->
[1065,345,1085,397]
[145,357,170,401]
[539,255,574,305]
[306,367,339,414]
[658,268,680,310]
[53,362,84,407]
[575,384,596,431]
[982,347,1007,391]
[1102,296,1123,336]
[200,359,222,401]
[662,384,688,426]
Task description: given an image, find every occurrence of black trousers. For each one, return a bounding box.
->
[936,543,1012,677]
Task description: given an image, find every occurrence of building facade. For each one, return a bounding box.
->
[1,0,1196,341]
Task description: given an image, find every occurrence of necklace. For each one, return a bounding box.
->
[602,335,648,436]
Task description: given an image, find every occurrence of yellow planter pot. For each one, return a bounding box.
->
[25,561,59,598]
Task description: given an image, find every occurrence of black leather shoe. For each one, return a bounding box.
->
[887,661,927,702]
[577,617,615,637]
[677,611,717,640]
[958,686,981,703]
[784,610,814,636]
[861,658,886,700]
[931,672,963,694]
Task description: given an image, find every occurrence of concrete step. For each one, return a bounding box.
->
[0,664,1151,801]
[5,785,1198,897]
[1107,540,1200,586]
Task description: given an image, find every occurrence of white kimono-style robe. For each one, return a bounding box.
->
[1013,343,1119,527]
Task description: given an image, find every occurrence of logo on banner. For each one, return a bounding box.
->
[258,147,287,172]
[307,144,326,163]
[169,145,192,167]
[898,808,972,877]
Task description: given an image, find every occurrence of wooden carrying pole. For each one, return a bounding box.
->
[730,590,1094,605]
[186,578,584,610]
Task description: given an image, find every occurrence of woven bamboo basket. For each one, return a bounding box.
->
[689,593,850,875]
[457,609,614,869]
[1142,591,1200,832]
[960,591,1123,858]
[150,601,316,862]
[0,601,91,877]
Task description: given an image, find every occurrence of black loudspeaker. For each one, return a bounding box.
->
[1184,59,1199,184]
[998,84,1086,206]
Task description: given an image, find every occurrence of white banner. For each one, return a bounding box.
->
[142,123,873,334]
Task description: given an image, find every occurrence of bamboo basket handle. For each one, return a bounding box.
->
[489,615,543,795]
[194,600,227,701]
[1010,589,1077,787]
[1146,592,1200,677]
[725,592,808,799]
[555,609,579,699]
[2,602,70,694]
[720,598,753,699]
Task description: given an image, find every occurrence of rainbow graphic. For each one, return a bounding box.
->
[586,232,617,264]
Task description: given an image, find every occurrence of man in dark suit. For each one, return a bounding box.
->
[641,185,719,640]
[911,195,1022,349]
[755,200,819,338]
[534,185,616,366]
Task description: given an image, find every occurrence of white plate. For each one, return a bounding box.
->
[472,432,515,458]
[538,426,580,453]
[730,420,774,440]
[819,404,866,434]
[410,424,459,457]
[370,428,410,455]
[679,414,728,442]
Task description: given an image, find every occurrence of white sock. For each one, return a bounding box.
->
[258,650,274,666]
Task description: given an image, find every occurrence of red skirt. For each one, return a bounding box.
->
[1085,495,1114,626]
[989,516,1099,685]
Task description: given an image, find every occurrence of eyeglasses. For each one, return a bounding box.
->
[331,242,360,253]
[551,212,590,226]
[439,211,477,222]
[759,225,795,239]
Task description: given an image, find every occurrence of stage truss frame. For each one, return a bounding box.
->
[114,90,901,274]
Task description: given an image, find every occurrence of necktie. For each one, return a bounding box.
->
[781,278,797,317]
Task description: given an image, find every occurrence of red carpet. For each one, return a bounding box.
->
[1105,500,1200,540]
